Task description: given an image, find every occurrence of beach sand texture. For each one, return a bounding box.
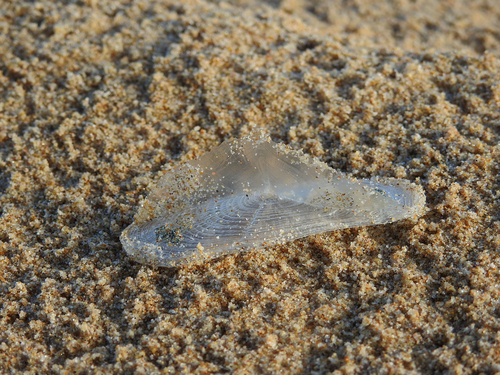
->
[1,0,499,373]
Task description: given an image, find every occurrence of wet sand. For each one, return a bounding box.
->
[1,0,499,373]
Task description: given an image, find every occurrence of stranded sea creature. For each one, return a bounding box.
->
[121,134,426,267]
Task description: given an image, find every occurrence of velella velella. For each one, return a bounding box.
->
[120,133,426,267]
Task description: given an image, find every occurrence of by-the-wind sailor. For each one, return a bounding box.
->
[120,134,426,266]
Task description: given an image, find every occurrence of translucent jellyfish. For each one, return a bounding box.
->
[121,134,426,266]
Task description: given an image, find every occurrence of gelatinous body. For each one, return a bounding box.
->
[121,135,426,266]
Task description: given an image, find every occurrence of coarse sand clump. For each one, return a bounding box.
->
[0,0,499,373]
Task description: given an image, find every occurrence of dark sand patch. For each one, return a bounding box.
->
[0,0,499,373]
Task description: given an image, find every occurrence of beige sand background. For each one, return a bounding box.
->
[1,0,499,373]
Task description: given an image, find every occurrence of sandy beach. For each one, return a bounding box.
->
[1,0,499,373]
